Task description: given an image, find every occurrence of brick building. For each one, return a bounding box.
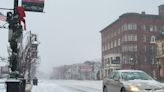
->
[156,30,164,80]
[101,5,164,78]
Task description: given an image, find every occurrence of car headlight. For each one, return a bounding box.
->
[128,85,140,92]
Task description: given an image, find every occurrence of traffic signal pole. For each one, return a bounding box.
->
[6,0,26,92]
[7,0,21,77]
[14,0,18,13]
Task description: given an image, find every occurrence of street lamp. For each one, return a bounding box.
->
[156,59,161,80]
[130,57,135,69]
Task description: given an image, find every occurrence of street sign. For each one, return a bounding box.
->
[22,0,45,12]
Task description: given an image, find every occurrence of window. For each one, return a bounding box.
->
[150,25,153,32]
[128,24,132,30]
[143,35,147,42]
[144,45,146,52]
[129,45,133,51]
[122,45,137,52]
[122,24,127,31]
[127,23,137,30]
[111,42,113,48]
[134,45,137,51]
[108,43,110,50]
[113,72,120,80]
[122,45,128,52]
[128,35,132,41]
[104,44,107,51]
[114,40,117,47]
[146,25,149,31]
[143,25,146,31]
[108,58,110,64]
[126,34,137,41]
[108,72,115,79]
[118,39,120,46]
[150,36,155,43]
[154,26,157,32]
[133,24,137,30]
[124,35,128,41]
[132,34,137,41]
[121,72,152,81]
[161,26,164,31]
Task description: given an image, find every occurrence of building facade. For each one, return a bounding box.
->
[101,5,164,78]
[156,30,164,80]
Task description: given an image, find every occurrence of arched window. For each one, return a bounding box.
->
[150,36,156,43]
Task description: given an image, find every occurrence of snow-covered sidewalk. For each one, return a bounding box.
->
[0,79,7,92]
[32,80,71,92]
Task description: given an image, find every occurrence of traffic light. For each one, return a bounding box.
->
[6,12,12,23]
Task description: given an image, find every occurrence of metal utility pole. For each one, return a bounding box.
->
[4,0,43,91]
[7,0,21,77]
[6,0,26,92]
[14,0,18,13]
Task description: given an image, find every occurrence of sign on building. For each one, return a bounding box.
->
[80,65,92,72]
[111,57,120,64]
[22,0,45,12]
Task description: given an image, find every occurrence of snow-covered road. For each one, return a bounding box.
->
[32,80,102,92]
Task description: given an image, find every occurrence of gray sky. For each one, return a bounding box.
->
[0,0,164,73]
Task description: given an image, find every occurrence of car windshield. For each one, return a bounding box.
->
[121,72,153,81]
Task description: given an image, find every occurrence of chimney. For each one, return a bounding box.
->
[159,5,164,16]
[141,11,146,15]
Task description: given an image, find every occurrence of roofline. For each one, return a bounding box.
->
[100,12,161,33]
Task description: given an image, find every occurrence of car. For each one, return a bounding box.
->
[103,70,164,92]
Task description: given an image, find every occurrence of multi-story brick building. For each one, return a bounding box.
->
[101,5,164,78]
[156,30,164,80]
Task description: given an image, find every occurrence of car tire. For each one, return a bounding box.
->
[121,88,126,92]
[103,87,108,92]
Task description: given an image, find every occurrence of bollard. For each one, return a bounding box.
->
[6,79,21,92]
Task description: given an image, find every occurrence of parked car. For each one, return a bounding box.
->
[103,70,164,92]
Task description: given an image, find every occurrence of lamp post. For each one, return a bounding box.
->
[130,57,135,69]
[157,59,161,80]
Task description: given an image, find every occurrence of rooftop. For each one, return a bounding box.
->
[100,12,164,33]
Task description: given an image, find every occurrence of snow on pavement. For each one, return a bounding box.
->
[51,80,102,92]
[0,83,5,92]
[0,79,6,92]
[32,80,71,92]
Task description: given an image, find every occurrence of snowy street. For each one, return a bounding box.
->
[32,80,102,92]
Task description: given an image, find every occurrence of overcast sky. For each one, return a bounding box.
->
[0,0,164,73]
